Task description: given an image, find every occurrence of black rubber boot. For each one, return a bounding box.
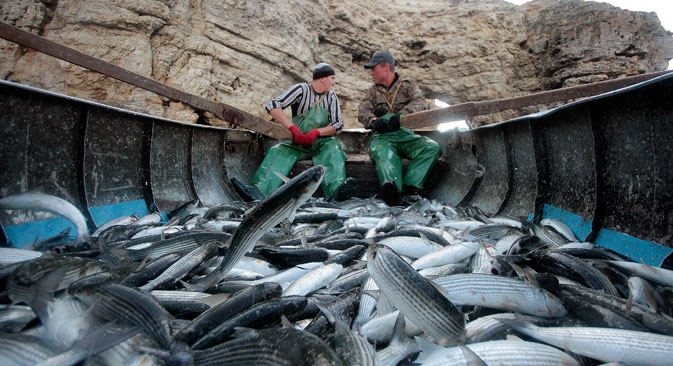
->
[231,177,264,202]
[379,180,401,206]
[403,184,422,197]
[331,177,357,202]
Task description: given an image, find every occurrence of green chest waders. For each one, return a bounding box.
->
[368,114,441,191]
[252,96,347,200]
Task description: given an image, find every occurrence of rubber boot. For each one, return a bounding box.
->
[380,180,401,206]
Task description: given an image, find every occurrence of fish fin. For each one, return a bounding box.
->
[418,232,431,244]
[202,293,232,308]
[639,280,661,314]
[505,334,526,342]
[231,327,258,339]
[300,230,310,248]
[625,292,633,313]
[273,172,291,183]
[74,323,140,357]
[316,303,336,325]
[179,280,199,292]
[414,336,445,353]
[458,345,488,366]
[389,312,406,345]
[31,266,69,322]
[352,259,368,266]
[133,256,151,273]
[280,315,294,329]
[373,292,395,316]
[497,314,536,336]
[523,271,541,288]
[509,262,533,280]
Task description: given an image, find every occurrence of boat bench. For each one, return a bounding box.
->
[290,153,410,198]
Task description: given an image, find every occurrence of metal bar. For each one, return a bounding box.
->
[0,21,291,140]
[402,70,673,129]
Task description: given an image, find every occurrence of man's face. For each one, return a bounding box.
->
[317,75,336,92]
[369,63,390,86]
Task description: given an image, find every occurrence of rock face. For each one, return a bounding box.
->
[1,0,672,128]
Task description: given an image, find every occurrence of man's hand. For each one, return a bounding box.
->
[388,113,402,131]
[372,118,387,133]
[289,125,304,143]
[371,114,402,134]
[295,129,320,147]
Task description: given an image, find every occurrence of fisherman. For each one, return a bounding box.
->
[232,63,356,202]
[358,51,441,206]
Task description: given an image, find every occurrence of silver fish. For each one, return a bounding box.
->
[188,165,325,292]
[367,244,465,345]
[0,191,91,245]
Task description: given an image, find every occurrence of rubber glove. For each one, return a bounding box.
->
[372,118,387,133]
[289,125,304,144]
[372,114,402,134]
[296,129,320,147]
[388,113,402,132]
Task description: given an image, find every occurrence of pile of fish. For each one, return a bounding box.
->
[2,164,673,365]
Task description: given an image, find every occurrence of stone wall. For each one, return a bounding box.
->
[1,0,672,128]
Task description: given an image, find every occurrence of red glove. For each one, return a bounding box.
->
[289,125,304,144]
[299,129,320,147]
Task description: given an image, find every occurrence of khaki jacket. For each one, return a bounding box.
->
[358,74,426,129]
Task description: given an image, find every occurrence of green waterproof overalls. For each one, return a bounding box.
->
[368,80,442,191]
[252,95,347,200]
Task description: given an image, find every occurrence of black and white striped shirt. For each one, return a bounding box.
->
[265,83,343,131]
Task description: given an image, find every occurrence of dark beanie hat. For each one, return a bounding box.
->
[313,63,335,80]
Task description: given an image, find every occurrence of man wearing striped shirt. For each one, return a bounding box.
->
[232,63,356,202]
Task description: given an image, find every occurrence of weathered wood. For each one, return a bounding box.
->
[0,21,291,140]
[402,70,673,129]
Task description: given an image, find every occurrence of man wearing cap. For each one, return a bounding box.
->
[232,63,356,202]
[358,51,441,206]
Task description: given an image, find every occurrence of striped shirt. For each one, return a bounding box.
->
[265,83,343,131]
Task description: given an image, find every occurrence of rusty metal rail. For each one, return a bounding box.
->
[0,21,291,140]
[403,70,673,129]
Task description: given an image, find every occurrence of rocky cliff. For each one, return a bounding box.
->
[1,0,672,128]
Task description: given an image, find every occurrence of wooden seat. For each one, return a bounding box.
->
[290,153,410,198]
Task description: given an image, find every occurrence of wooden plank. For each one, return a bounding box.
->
[402,70,673,130]
[0,21,291,140]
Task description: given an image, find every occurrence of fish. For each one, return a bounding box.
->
[432,273,568,318]
[9,171,673,366]
[411,241,481,270]
[319,305,376,366]
[501,317,673,366]
[414,338,581,365]
[282,263,343,297]
[190,327,343,366]
[367,244,465,345]
[138,241,219,292]
[188,165,325,292]
[190,296,308,350]
[0,191,92,245]
[173,282,282,345]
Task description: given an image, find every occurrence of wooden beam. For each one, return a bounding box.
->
[403,70,673,130]
[0,21,291,140]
